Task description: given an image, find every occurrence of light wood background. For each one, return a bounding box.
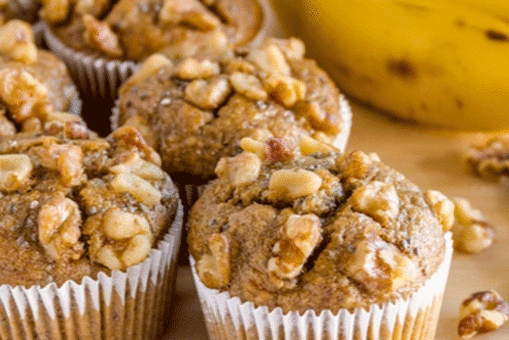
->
[163,101,509,339]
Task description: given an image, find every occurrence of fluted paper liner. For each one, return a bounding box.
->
[43,0,275,101]
[191,233,453,340]
[32,21,46,49]
[0,200,183,340]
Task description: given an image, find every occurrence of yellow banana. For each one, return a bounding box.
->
[296,0,509,130]
[443,0,509,21]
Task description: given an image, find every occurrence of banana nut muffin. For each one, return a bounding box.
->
[0,20,78,136]
[188,143,454,313]
[42,0,264,62]
[113,38,351,181]
[0,125,179,287]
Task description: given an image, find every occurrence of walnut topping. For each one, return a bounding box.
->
[40,0,71,24]
[299,135,334,155]
[247,45,291,76]
[452,197,495,254]
[57,145,84,187]
[345,237,419,293]
[265,137,295,163]
[74,0,110,17]
[196,233,230,289]
[110,172,162,207]
[239,137,265,159]
[0,154,33,192]
[175,58,220,80]
[64,122,89,139]
[215,151,261,187]
[268,214,322,285]
[424,190,455,232]
[229,72,267,101]
[466,135,509,179]
[351,181,400,225]
[159,0,220,30]
[110,152,165,180]
[294,101,341,135]
[83,14,123,58]
[185,77,231,110]
[458,290,509,339]
[94,208,153,270]
[264,37,306,60]
[0,68,51,123]
[38,196,84,262]
[337,150,378,182]
[122,54,172,94]
[268,169,322,201]
[110,126,162,166]
[0,20,37,64]
[264,75,306,108]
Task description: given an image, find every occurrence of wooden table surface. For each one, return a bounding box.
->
[163,100,509,339]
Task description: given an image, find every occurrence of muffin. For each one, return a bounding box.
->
[42,0,272,98]
[188,146,453,339]
[0,19,80,136]
[0,125,183,339]
[113,38,352,186]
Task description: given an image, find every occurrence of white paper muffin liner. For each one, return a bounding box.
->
[68,92,82,116]
[0,200,183,340]
[43,0,275,101]
[191,232,453,340]
[32,21,46,49]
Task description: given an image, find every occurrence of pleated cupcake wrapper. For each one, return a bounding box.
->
[0,200,183,340]
[32,21,46,49]
[69,93,82,117]
[191,232,452,340]
[43,24,138,100]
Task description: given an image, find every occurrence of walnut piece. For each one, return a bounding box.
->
[466,135,509,179]
[452,197,495,254]
[175,58,220,80]
[122,54,172,94]
[268,169,322,201]
[458,290,509,339]
[0,20,37,64]
[196,233,230,289]
[94,208,153,270]
[83,14,123,58]
[159,0,220,30]
[57,145,84,187]
[110,172,162,207]
[40,0,70,24]
[268,214,322,286]
[265,137,295,163]
[351,181,400,226]
[110,126,162,166]
[264,37,306,60]
[185,77,231,110]
[264,75,306,108]
[337,150,378,182]
[247,44,291,76]
[239,137,265,159]
[38,196,84,262]
[424,190,455,232]
[75,0,110,17]
[229,72,267,101]
[294,100,342,135]
[110,152,165,180]
[215,151,261,187]
[299,135,334,156]
[345,237,419,293]
[0,154,33,192]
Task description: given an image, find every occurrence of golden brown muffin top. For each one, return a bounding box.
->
[0,20,78,137]
[44,0,264,62]
[188,147,453,313]
[0,125,179,287]
[115,38,347,180]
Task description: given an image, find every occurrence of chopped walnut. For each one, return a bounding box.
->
[94,208,153,270]
[294,101,342,135]
[174,58,220,80]
[0,20,37,64]
[0,154,33,192]
[21,117,42,133]
[239,137,265,159]
[452,197,495,254]
[345,237,419,293]
[110,152,165,180]
[424,190,455,232]
[267,169,322,201]
[458,290,509,339]
[64,122,89,139]
[268,214,322,286]
[223,58,257,75]
[38,196,84,262]
[159,0,220,30]
[264,37,306,60]
[83,14,123,58]
[299,135,334,155]
[247,44,291,76]
[264,75,306,108]
[184,77,232,110]
[196,233,230,289]
[109,126,162,166]
[466,135,509,179]
[39,0,71,24]
[0,68,51,123]
[110,172,162,207]
[0,115,16,136]
[120,115,157,148]
[337,150,378,182]
[215,151,261,187]
[121,54,172,95]
[56,145,85,187]
[265,137,295,163]
[75,0,111,17]
[351,181,400,226]
[229,72,267,101]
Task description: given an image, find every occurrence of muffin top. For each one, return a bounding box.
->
[188,145,453,313]
[44,0,264,62]
[0,0,40,23]
[0,20,78,137]
[0,125,179,287]
[115,38,349,180]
